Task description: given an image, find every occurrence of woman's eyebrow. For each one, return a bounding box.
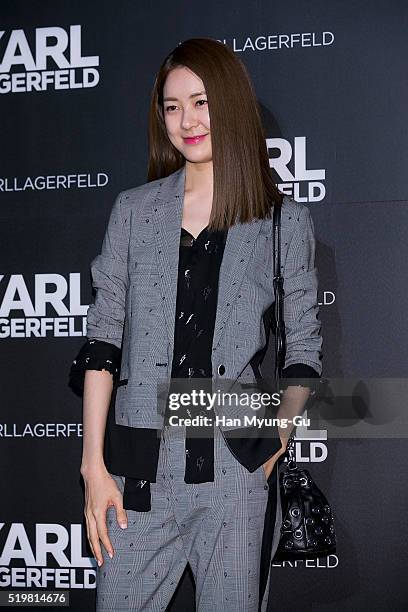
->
[163,90,206,102]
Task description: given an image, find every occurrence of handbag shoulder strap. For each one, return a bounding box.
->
[272,200,286,385]
[273,199,297,455]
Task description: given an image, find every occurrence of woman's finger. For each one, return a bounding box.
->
[88,516,104,566]
[95,509,114,559]
[113,495,128,530]
[84,513,94,555]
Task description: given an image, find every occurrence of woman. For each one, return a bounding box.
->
[70,38,322,612]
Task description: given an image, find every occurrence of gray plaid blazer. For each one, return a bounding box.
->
[86,165,322,436]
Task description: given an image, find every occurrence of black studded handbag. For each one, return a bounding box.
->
[271,199,337,561]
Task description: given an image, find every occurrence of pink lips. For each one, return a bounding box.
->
[183,134,208,144]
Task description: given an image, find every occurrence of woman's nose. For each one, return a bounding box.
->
[181,108,198,130]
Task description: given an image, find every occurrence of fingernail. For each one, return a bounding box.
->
[97,559,102,566]
[120,522,127,529]
[108,551,113,559]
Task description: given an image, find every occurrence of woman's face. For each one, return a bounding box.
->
[162,66,212,164]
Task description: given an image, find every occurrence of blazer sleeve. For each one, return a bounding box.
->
[282,205,323,376]
[86,191,130,349]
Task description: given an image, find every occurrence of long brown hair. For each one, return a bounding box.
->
[147,37,283,231]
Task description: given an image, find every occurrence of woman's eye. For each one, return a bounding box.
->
[165,100,207,113]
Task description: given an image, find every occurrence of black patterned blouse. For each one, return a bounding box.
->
[167,224,228,483]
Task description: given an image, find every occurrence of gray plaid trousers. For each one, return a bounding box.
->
[96,424,278,611]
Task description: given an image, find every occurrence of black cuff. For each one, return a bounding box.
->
[281,363,320,394]
[69,339,121,397]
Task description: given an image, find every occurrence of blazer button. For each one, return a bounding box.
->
[218,364,225,375]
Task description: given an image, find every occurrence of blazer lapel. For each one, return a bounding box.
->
[151,164,264,354]
[151,166,185,352]
[212,216,263,351]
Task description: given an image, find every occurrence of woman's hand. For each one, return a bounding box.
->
[262,382,311,480]
[262,444,287,481]
[81,464,128,567]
